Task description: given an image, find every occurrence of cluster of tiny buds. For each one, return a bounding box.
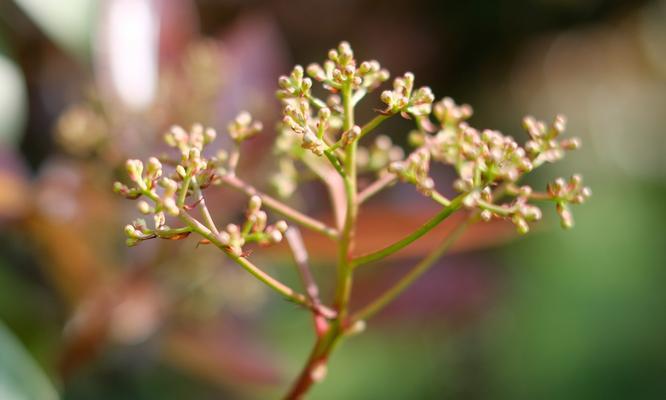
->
[357,134,404,172]
[123,209,191,247]
[380,72,434,117]
[433,97,473,127]
[547,174,592,229]
[227,111,263,143]
[464,185,543,234]
[522,115,580,167]
[306,41,389,92]
[278,65,313,100]
[388,148,435,196]
[114,155,185,217]
[219,196,289,256]
[165,124,217,159]
[114,157,159,197]
[282,99,327,156]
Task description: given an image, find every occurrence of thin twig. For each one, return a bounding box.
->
[352,216,472,322]
[351,193,465,268]
[285,227,321,304]
[219,174,338,239]
[178,209,335,317]
[285,227,336,322]
[191,177,220,236]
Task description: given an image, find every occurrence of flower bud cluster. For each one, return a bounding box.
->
[433,97,473,127]
[277,65,313,100]
[165,124,217,161]
[396,93,588,233]
[306,41,389,92]
[380,72,434,117]
[115,157,163,195]
[116,116,296,252]
[465,186,543,234]
[546,175,591,229]
[388,148,435,195]
[227,111,263,143]
[282,99,327,156]
[123,210,191,247]
[522,115,580,167]
[220,196,289,256]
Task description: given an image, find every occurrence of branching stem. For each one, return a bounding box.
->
[351,193,465,268]
[352,217,471,322]
[178,210,334,317]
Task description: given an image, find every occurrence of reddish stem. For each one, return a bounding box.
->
[283,327,341,400]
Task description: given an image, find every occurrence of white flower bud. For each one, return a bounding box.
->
[137,200,151,214]
[275,220,288,233]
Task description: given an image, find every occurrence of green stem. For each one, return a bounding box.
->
[356,113,391,143]
[307,94,327,109]
[153,226,193,238]
[323,149,345,177]
[177,169,192,207]
[430,190,451,207]
[178,210,334,317]
[191,177,219,235]
[352,217,471,322]
[333,82,357,318]
[219,174,338,239]
[351,193,465,268]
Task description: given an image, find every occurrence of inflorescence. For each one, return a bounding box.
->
[114,40,590,399]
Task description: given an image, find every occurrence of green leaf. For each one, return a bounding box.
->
[0,320,59,400]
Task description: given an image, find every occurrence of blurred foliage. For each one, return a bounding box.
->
[0,320,59,400]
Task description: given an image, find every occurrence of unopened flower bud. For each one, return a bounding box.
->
[560,137,581,150]
[146,157,162,180]
[275,220,288,233]
[126,159,144,183]
[137,200,152,214]
[163,197,179,216]
[307,63,326,81]
[218,231,231,245]
[318,107,331,121]
[513,215,530,235]
[557,203,574,229]
[248,195,262,213]
[269,229,283,243]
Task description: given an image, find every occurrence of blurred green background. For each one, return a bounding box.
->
[0,0,664,399]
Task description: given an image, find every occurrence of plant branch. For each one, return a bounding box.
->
[177,169,192,207]
[352,217,471,322]
[323,149,345,177]
[351,193,465,268]
[178,210,334,317]
[219,174,338,239]
[333,82,357,317]
[191,177,220,236]
[356,113,391,143]
[285,227,336,326]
